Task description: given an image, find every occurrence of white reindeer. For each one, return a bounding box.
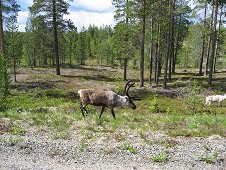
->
[78,81,140,119]
[204,94,226,106]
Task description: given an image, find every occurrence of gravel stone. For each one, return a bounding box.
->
[0,131,225,170]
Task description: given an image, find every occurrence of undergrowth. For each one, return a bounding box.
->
[0,89,225,138]
[0,68,226,138]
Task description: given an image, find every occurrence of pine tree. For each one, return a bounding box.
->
[113,0,138,81]
[78,27,87,65]
[29,0,72,75]
[139,0,146,87]
[0,0,4,54]
[5,0,21,82]
[208,0,218,84]
[0,0,20,97]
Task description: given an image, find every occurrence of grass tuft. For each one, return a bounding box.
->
[151,152,168,163]
[200,152,219,164]
[121,143,138,154]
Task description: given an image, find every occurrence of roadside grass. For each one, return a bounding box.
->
[199,152,219,164]
[0,88,79,137]
[72,106,225,137]
[121,143,138,154]
[5,88,75,110]
[30,111,71,132]
[11,122,26,135]
[1,89,225,138]
[151,152,168,163]
[2,135,24,146]
[0,67,226,138]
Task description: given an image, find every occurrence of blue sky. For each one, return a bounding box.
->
[16,0,116,32]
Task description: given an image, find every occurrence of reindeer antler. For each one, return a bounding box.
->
[124,80,135,98]
[124,80,141,100]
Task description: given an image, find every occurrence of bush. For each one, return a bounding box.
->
[0,55,10,96]
[149,94,159,113]
[0,54,10,110]
[183,80,203,114]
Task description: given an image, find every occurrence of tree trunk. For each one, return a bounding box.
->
[69,40,72,67]
[139,0,146,87]
[173,13,181,74]
[13,43,16,82]
[199,0,207,75]
[164,0,172,88]
[124,0,129,81]
[155,0,162,85]
[149,16,153,85]
[0,0,4,54]
[111,53,114,67]
[205,1,214,76]
[208,0,218,85]
[168,0,175,80]
[53,0,60,75]
[33,48,36,67]
[213,4,223,73]
[123,58,127,81]
[154,43,158,84]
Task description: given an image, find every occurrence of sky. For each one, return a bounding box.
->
[16,0,116,32]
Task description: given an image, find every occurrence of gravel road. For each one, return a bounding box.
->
[0,129,225,170]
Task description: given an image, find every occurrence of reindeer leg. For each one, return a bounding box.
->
[110,107,116,119]
[99,105,106,119]
[82,107,89,117]
[80,102,88,117]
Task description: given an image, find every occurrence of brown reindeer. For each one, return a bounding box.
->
[78,81,140,119]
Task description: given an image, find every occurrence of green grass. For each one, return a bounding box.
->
[3,135,24,146]
[29,111,72,134]
[0,110,25,120]
[1,95,225,137]
[199,152,219,164]
[11,123,26,135]
[80,137,87,152]
[52,131,70,140]
[121,143,138,154]
[151,152,168,163]
[1,67,226,138]
[6,94,73,110]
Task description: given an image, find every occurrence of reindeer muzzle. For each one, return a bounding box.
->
[132,105,136,110]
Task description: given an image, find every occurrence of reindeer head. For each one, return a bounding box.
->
[124,80,140,110]
[224,94,226,99]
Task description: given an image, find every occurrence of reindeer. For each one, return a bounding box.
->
[204,94,226,107]
[78,81,140,119]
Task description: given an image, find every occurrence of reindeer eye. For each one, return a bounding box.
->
[125,96,129,101]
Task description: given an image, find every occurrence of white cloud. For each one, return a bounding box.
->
[17,0,32,11]
[16,0,116,32]
[71,0,114,12]
[17,12,29,32]
[23,0,32,5]
[65,11,116,31]
[18,24,27,32]
[188,1,195,10]
[68,0,116,30]
[18,12,29,24]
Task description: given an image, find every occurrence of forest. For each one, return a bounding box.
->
[0,0,226,88]
[0,0,226,169]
